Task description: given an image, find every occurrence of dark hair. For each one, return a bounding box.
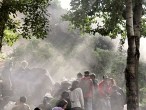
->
[103,75,108,79]
[20,96,27,103]
[56,99,68,108]
[34,107,41,110]
[84,71,90,77]
[70,80,79,91]
[61,91,69,99]
[84,70,89,74]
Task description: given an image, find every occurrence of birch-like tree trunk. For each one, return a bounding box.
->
[125,0,142,110]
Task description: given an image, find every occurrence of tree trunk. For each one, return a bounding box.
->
[125,35,139,110]
[0,0,9,52]
[125,0,142,110]
[125,0,137,110]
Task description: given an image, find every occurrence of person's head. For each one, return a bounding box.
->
[90,73,96,80]
[34,107,41,110]
[84,70,90,77]
[61,91,69,99]
[56,99,68,109]
[61,81,71,89]
[103,75,111,85]
[103,75,108,80]
[20,96,27,103]
[70,80,79,91]
[77,72,83,79]
[43,96,51,104]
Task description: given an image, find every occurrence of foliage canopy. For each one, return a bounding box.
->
[63,0,146,40]
[0,0,51,46]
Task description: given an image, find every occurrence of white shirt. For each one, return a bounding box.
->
[69,88,84,109]
[12,103,31,110]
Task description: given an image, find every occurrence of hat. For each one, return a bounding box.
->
[44,93,53,99]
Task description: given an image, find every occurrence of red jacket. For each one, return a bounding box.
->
[98,80,111,97]
[79,77,93,98]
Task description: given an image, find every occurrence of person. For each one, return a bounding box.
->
[0,61,13,109]
[34,107,41,110]
[98,75,111,110]
[90,73,99,110]
[110,86,123,110]
[12,96,31,110]
[55,81,71,99]
[109,78,125,110]
[70,80,84,110]
[51,83,61,98]
[76,73,83,82]
[98,75,111,97]
[29,68,54,105]
[11,60,31,99]
[59,91,71,110]
[79,71,93,110]
[52,99,68,110]
[38,96,52,110]
[1,61,13,96]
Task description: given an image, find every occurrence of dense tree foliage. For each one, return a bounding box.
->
[63,0,145,37]
[0,0,51,51]
[10,39,52,65]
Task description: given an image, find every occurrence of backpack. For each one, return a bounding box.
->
[110,90,122,107]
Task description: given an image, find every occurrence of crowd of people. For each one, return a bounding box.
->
[6,70,126,110]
